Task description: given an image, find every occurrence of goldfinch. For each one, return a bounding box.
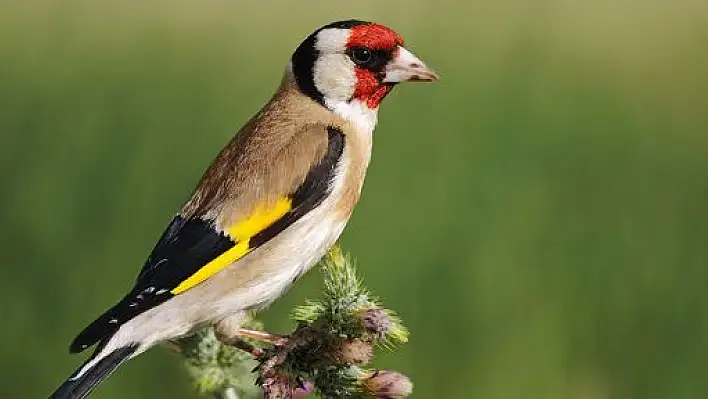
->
[51,19,437,399]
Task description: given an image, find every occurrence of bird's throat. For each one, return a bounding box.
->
[353,68,396,109]
[366,84,395,108]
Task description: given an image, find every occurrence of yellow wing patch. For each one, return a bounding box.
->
[170,198,293,295]
[171,241,251,295]
[226,198,292,241]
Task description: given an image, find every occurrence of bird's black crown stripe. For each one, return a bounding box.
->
[69,127,346,353]
[291,20,371,105]
[320,19,370,30]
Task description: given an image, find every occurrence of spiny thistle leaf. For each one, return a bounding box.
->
[382,310,409,345]
[177,318,262,398]
[291,299,326,325]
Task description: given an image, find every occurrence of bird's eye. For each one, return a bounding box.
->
[349,47,374,66]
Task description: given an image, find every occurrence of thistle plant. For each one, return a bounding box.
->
[173,245,412,398]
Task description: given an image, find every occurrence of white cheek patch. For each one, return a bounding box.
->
[313,54,356,103]
[312,26,380,132]
[315,28,350,53]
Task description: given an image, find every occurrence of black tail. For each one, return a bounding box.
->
[50,344,138,399]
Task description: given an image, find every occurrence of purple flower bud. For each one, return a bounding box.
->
[358,308,391,336]
[292,381,314,399]
[363,370,413,398]
[262,374,313,399]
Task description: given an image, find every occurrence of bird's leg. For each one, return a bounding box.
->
[213,314,315,376]
[235,328,289,346]
[213,312,264,357]
[222,335,265,359]
[214,313,288,357]
[215,327,264,358]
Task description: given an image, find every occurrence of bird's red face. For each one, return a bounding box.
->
[345,23,406,108]
[291,20,438,111]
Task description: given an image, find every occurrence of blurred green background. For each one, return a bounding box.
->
[1,0,707,398]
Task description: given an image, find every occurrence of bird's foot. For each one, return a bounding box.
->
[236,328,289,346]
[215,327,290,359]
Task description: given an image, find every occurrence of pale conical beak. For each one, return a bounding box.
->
[382,47,439,83]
